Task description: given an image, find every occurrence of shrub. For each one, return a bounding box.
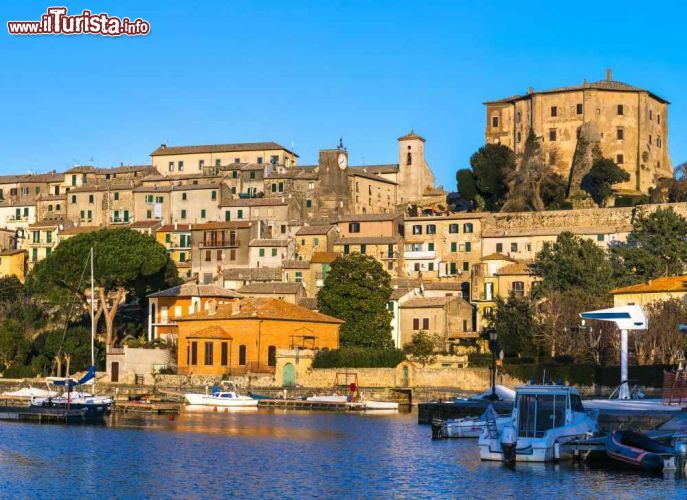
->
[3,364,39,379]
[312,347,406,369]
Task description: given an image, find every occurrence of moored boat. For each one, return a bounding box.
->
[363,400,399,411]
[433,407,510,439]
[185,391,258,407]
[606,430,676,472]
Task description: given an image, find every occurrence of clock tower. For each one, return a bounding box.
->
[315,141,350,220]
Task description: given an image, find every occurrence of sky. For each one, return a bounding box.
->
[1,1,686,189]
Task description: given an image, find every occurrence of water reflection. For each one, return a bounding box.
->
[0,409,683,497]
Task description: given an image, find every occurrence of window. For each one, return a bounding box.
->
[46,231,52,244]
[491,115,499,128]
[428,243,434,251]
[199,160,205,169]
[576,103,583,114]
[32,248,38,262]
[517,131,522,143]
[181,209,187,220]
[216,250,222,261]
[211,191,217,201]
[216,159,221,167]
[238,345,246,366]
[450,262,457,275]
[463,262,469,272]
[550,106,557,117]
[412,225,422,235]
[451,242,457,252]
[250,171,256,179]
[204,342,214,365]
[511,242,518,252]
[257,157,263,164]
[658,114,661,124]
[234,157,240,164]
[549,129,557,141]
[221,342,228,366]
[168,162,174,172]
[413,318,420,330]
[295,272,302,282]
[306,199,312,208]
[616,154,624,165]
[71,174,77,186]
[407,152,412,165]
[360,244,367,254]
[617,104,624,116]
[237,209,243,219]
[349,222,360,233]
[463,223,473,233]
[200,209,206,219]
[178,161,184,171]
[513,281,525,296]
[426,225,436,235]
[649,134,653,146]
[71,195,76,204]
[272,248,277,257]
[113,192,119,201]
[617,128,624,140]
[596,234,605,242]
[657,136,662,148]
[88,194,94,204]
[516,111,521,123]
[496,243,503,253]
[32,231,40,243]
[313,238,320,247]
[205,250,211,262]
[270,155,279,165]
[190,342,198,366]
[179,252,186,262]
[422,318,430,330]
[259,248,265,257]
[268,346,277,367]
[449,224,459,234]
[465,242,472,252]
[428,262,434,271]
[343,245,350,254]
[649,110,653,121]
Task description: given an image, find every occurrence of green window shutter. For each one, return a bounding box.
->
[238,210,243,219]
[451,242,457,252]
[124,210,129,222]
[428,243,434,251]
[225,211,231,221]
[166,234,171,243]
[181,210,187,220]
[179,252,186,262]
[272,248,277,257]
[80,210,84,219]
[465,242,472,252]
[463,262,469,271]
[201,209,206,218]
[259,248,265,257]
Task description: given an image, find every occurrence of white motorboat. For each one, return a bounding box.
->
[434,408,511,439]
[305,394,350,403]
[185,391,258,407]
[363,400,399,411]
[478,384,596,462]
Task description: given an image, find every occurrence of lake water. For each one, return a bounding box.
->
[0,408,683,498]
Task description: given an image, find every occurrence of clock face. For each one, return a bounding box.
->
[337,153,347,170]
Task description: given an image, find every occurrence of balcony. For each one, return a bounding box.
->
[6,215,29,222]
[380,251,399,260]
[404,250,436,260]
[198,239,239,249]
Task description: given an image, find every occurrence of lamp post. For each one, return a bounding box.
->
[484,328,499,400]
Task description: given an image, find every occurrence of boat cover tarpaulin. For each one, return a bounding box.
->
[52,366,96,388]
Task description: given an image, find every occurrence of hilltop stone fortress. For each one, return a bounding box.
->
[0,72,678,351]
[485,69,673,195]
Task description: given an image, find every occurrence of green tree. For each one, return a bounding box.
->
[490,293,538,358]
[317,253,393,349]
[28,228,178,346]
[581,157,630,206]
[31,326,96,376]
[540,172,568,209]
[612,207,687,284]
[403,331,438,366]
[456,168,477,206]
[0,320,30,371]
[534,232,615,297]
[469,144,515,210]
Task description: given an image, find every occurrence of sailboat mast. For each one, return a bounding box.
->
[90,247,95,392]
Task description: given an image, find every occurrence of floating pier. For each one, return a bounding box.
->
[115,401,181,415]
[257,399,365,411]
[0,405,91,424]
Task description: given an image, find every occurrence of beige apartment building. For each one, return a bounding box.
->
[26,219,62,269]
[220,197,300,239]
[485,70,673,194]
[282,251,338,298]
[399,295,476,347]
[66,184,135,226]
[190,221,254,284]
[150,142,299,176]
[294,224,337,261]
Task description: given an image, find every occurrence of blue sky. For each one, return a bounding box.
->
[2,1,685,189]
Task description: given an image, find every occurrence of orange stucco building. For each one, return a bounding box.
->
[175,298,342,375]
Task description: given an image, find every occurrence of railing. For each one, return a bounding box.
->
[199,239,239,249]
[380,251,399,260]
[403,250,436,260]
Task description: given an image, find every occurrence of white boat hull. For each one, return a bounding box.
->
[364,401,399,411]
[442,416,510,438]
[185,393,258,407]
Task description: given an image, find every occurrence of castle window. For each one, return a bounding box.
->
[426,224,436,235]
[657,136,662,148]
[550,106,558,117]
[649,134,652,146]
[617,128,624,140]
[496,243,503,253]
[549,129,557,141]
[168,162,174,172]
[464,223,473,233]
[616,154,624,164]
[407,152,412,165]
[412,225,422,235]
[658,114,661,124]
[517,131,522,143]
[178,161,184,172]
[449,224,459,234]
[491,115,499,128]
[617,104,624,116]
[576,103,583,114]
[649,110,653,120]
[511,243,518,253]
[234,157,240,164]
[348,222,360,233]
[516,111,521,123]
[257,157,263,164]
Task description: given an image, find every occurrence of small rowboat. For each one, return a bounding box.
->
[606,430,675,472]
[432,415,510,439]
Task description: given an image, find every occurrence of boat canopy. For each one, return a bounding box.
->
[51,366,96,388]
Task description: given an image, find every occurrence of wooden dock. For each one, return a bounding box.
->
[0,405,92,424]
[257,399,365,411]
[115,401,181,415]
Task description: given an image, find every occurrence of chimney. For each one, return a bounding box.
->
[528,87,534,95]
[606,68,612,81]
[206,298,218,315]
[583,78,587,87]
[160,144,167,149]
[231,300,241,315]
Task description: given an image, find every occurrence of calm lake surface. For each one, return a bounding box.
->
[0,408,683,498]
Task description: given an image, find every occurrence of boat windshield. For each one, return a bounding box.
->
[517,393,567,438]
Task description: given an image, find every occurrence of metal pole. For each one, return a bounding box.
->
[620,329,629,399]
[91,247,95,394]
[491,349,496,397]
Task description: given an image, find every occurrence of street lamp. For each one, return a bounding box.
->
[484,328,499,400]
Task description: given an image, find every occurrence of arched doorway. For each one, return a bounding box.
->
[282,363,296,387]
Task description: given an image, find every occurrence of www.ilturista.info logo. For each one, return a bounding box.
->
[7,7,150,36]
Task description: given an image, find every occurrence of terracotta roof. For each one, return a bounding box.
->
[334,236,401,245]
[311,252,340,264]
[238,282,304,295]
[150,142,297,157]
[158,224,192,232]
[297,297,318,310]
[177,298,343,324]
[484,79,669,104]
[391,287,414,300]
[482,252,516,262]
[59,225,102,236]
[148,283,244,299]
[0,249,25,256]
[68,183,136,193]
[37,194,67,202]
[191,221,251,230]
[337,213,399,222]
[282,260,310,269]
[29,219,67,229]
[128,220,162,229]
[423,282,464,291]
[296,224,334,236]
[0,174,25,184]
[65,166,97,174]
[401,296,460,308]
[349,164,399,174]
[94,165,154,175]
[186,325,232,339]
[611,276,687,295]
[496,262,538,276]
[222,267,281,282]
[249,238,289,247]
[348,170,397,185]
[397,130,426,142]
[219,198,288,208]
